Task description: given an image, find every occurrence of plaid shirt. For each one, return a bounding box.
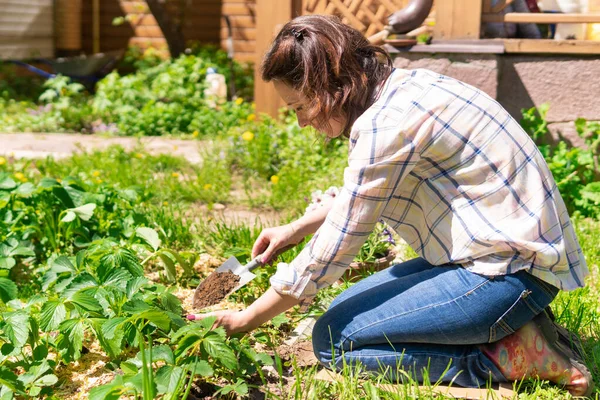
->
[271,68,588,308]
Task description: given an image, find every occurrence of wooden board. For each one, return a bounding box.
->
[315,369,515,400]
[504,38,600,54]
[434,0,482,39]
[483,12,600,23]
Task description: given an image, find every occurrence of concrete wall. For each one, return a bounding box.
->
[391,52,600,146]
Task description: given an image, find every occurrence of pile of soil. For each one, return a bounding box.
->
[192,270,241,310]
[277,340,318,367]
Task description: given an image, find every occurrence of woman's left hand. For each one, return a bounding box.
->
[186,310,251,336]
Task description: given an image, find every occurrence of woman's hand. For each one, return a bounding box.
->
[252,223,304,264]
[187,310,251,336]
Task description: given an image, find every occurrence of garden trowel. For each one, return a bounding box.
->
[192,244,295,309]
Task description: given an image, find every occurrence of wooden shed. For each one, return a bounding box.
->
[0,0,54,59]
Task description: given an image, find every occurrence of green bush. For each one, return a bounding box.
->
[521,105,600,219]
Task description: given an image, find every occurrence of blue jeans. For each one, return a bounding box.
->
[312,258,559,387]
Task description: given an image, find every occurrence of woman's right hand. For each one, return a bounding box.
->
[251,223,304,264]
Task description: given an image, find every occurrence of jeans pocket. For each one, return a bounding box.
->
[488,289,544,343]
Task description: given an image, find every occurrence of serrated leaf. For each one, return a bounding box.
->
[129,309,171,332]
[33,344,48,360]
[136,227,161,251]
[159,293,182,314]
[88,375,125,400]
[0,366,25,394]
[0,343,14,356]
[50,255,76,273]
[155,365,183,395]
[120,361,138,376]
[101,317,127,340]
[40,301,67,332]
[2,311,29,349]
[158,253,176,282]
[70,289,102,312]
[191,359,213,377]
[0,278,17,303]
[202,331,237,370]
[126,277,147,299]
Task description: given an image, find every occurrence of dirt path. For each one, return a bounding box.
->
[0,132,210,164]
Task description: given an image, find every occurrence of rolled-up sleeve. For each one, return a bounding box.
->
[270,104,428,310]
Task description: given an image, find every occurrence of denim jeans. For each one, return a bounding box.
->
[312,257,559,387]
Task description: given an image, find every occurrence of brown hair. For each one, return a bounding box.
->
[261,15,393,137]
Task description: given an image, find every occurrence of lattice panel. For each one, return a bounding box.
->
[303,0,410,36]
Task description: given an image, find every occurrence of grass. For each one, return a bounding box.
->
[3,141,600,399]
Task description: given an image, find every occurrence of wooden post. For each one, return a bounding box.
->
[434,0,482,39]
[254,0,302,118]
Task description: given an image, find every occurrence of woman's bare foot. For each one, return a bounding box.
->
[481,320,589,396]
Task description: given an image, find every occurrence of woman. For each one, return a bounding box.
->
[189,15,593,395]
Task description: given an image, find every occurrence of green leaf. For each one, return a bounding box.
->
[62,203,96,222]
[155,365,184,395]
[2,311,29,349]
[1,343,14,356]
[0,278,17,303]
[136,227,161,251]
[120,361,138,376]
[129,310,171,332]
[202,331,237,370]
[101,317,127,340]
[89,375,125,400]
[0,366,25,394]
[70,290,102,312]
[158,252,176,282]
[35,373,58,387]
[126,277,147,299]
[33,344,48,360]
[14,183,35,196]
[40,301,67,331]
[0,176,16,190]
[191,359,213,377]
[50,255,76,273]
[0,257,15,270]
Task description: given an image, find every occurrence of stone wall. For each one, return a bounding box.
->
[391,51,600,146]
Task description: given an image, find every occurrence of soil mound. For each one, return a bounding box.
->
[192,271,240,310]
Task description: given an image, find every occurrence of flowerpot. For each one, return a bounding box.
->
[340,250,397,283]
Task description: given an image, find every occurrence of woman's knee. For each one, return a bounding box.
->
[312,312,343,365]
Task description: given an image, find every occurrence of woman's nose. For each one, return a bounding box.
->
[297,115,309,128]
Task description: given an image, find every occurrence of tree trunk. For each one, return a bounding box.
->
[145,0,186,58]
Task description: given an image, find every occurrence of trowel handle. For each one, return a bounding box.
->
[247,244,297,272]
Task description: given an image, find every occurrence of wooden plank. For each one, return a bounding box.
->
[434,0,481,39]
[220,27,257,40]
[220,39,256,52]
[0,38,53,59]
[255,0,295,118]
[0,0,51,5]
[504,38,600,54]
[482,12,600,23]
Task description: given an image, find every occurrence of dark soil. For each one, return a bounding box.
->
[192,270,241,310]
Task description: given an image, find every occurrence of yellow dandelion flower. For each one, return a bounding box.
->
[134,153,144,159]
[235,97,244,105]
[270,175,280,185]
[203,183,212,190]
[14,172,27,182]
[0,157,6,166]
[96,179,103,184]
[92,170,101,177]
[247,113,256,122]
[173,145,178,150]
[163,201,169,206]
[241,131,254,142]
[192,130,199,138]
[57,178,62,183]
[172,172,180,178]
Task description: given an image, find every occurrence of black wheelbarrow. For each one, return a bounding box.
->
[6,50,123,91]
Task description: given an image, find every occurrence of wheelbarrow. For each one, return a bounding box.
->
[6,50,123,91]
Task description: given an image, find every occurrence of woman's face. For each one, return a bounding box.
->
[273,80,345,138]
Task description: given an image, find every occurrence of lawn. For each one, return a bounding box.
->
[0,48,599,399]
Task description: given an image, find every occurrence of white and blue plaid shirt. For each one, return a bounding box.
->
[271,68,589,308]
